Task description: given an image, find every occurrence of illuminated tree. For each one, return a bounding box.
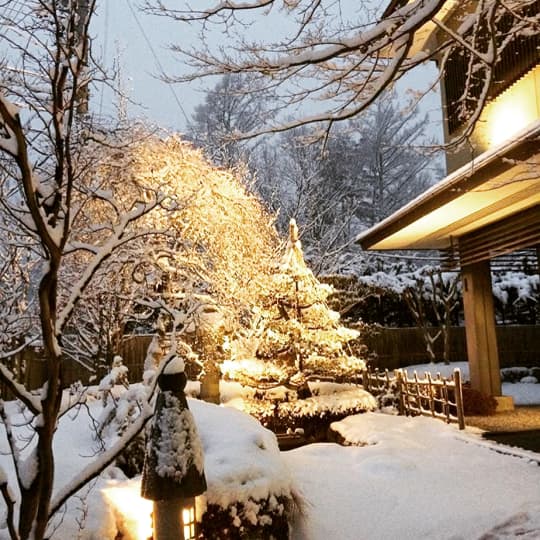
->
[60,131,280,372]
[0,4,276,538]
[223,219,366,396]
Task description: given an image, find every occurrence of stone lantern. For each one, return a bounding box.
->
[141,356,207,540]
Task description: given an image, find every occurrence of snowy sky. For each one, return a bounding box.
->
[91,0,444,141]
[92,0,200,132]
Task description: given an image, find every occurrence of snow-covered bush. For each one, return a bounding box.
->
[95,358,149,477]
[236,385,377,440]
[324,266,538,327]
[492,271,539,324]
[191,399,297,539]
[500,367,540,384]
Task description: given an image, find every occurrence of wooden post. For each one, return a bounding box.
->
[394,369,404,415]
[153,499,185,540]
[453,369,465,430]
[426,372,435,418]
[442,380,450,422]
[461,260,503,397]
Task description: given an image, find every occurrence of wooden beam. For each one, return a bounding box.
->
[461,260,501,396]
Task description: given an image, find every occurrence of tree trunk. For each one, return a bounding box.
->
[18,266,63,540]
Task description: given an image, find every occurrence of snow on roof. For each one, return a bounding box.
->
[356,119,540,250]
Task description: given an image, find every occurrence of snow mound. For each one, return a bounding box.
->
[279,388,376,418]
[330,411,457,447]
[189,399,293,510]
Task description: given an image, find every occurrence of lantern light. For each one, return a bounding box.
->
[182,500,196,540]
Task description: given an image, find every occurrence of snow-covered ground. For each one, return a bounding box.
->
[287,413,540,540]
[1,363,539,539]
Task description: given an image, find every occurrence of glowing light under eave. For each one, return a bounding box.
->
[487,104,531,146]
[103,485,153,540]
[483,65,540,147]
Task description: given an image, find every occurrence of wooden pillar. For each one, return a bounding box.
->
[536,244,540,324]
[461,260,502,396]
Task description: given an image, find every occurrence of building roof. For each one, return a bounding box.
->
[356,120,540,251]
[381,0,462,56]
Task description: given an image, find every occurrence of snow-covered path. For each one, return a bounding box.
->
[284,413,540,540]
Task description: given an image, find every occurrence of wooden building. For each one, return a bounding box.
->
[357,0,540,408]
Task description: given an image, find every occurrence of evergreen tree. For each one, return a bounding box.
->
[223,220,366,395]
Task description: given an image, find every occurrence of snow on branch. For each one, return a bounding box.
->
[148,0,538,142]
[0,93,21,157]
[0,363,41,414]
[142,0,275,20]
[57,196,167,332]
[48,399,155,519]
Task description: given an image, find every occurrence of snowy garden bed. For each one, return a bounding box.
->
[0,389,295,540]
[107,397,296,539]
[203,380,377,443]
[1,381,539,540]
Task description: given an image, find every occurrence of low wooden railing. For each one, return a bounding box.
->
[361,367,465,430]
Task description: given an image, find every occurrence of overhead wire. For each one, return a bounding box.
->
[124,0,190,127]
[99,0,109,115]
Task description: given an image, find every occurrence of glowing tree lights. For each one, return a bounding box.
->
[224,219,366,396]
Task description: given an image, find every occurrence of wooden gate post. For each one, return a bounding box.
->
[394,369,405,416]
[453,369,465,430]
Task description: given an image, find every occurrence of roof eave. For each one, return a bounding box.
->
[356,120,540,251]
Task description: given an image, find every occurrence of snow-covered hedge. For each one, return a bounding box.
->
[232,386,377,440]
[323,268,538,326]
[190,399,295,538]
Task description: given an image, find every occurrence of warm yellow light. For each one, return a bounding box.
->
[103,485,153,540]
[482,66,539,147]
[182,505,196,540]
[487,104,530,146]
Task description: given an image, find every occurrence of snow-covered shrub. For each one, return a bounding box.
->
[492,271,539,324]
[190,400,296,539]
[325,267,539,327]
[373,378,401,410]
[199,495,290,540]
[500,367,531,383]
[238,386,377,440]
[322,273,415,327]
[95,358,149,477]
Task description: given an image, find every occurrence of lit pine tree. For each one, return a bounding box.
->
[224,219,366,396]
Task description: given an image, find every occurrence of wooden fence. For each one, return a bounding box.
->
[361,367,465,429]
[364,325,540,370]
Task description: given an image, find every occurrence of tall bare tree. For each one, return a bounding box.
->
[0,4,169,538]
[188,73,270,168]
[255,92,438,273]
